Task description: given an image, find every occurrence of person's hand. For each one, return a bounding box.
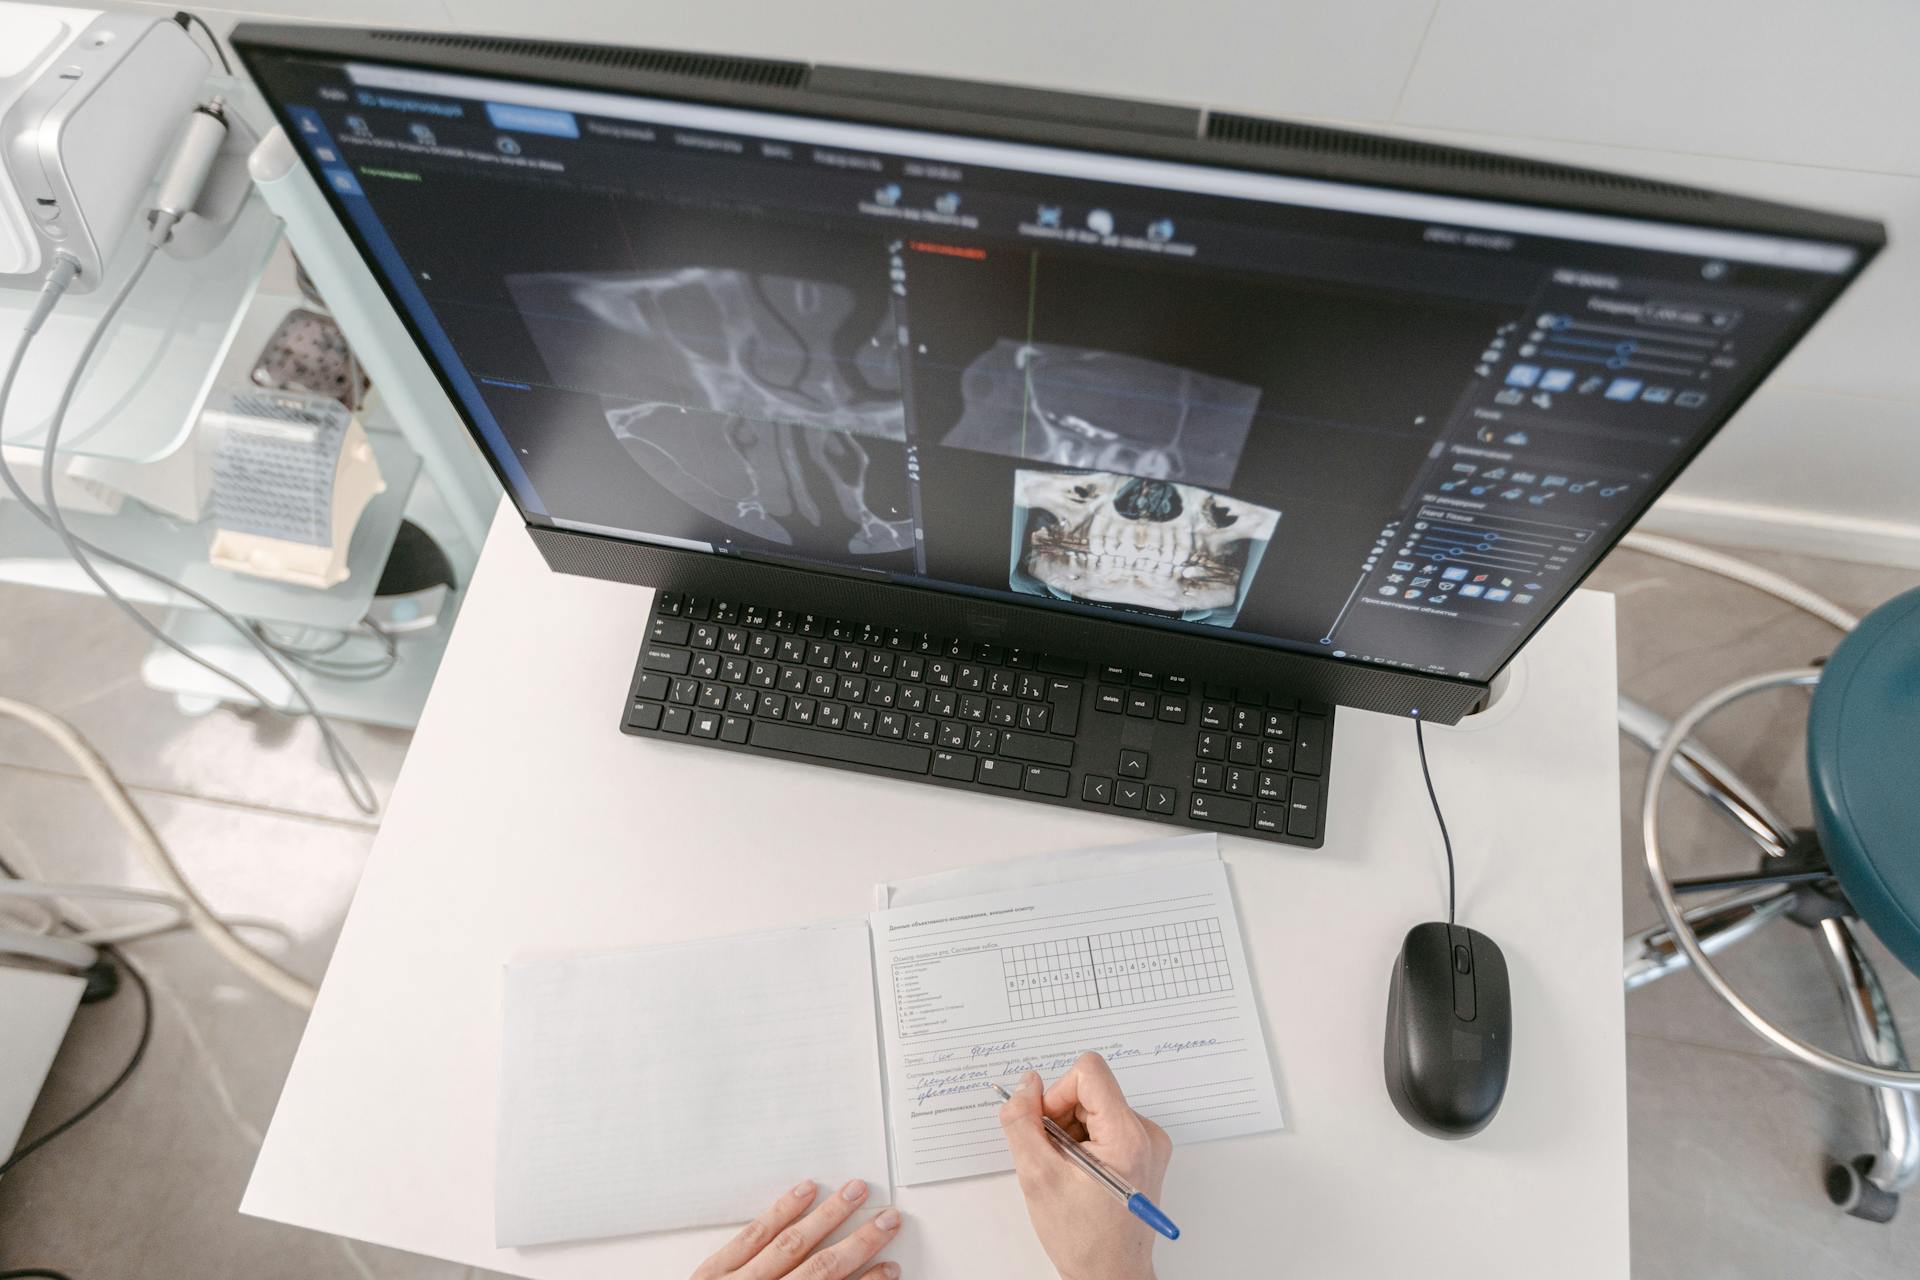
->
[689,1178,901,1280]
[998,1054,1173,1280]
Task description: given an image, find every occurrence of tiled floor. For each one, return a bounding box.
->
[0,540,1916,1277]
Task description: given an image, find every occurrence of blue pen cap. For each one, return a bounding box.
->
[1127,1192,1180,1241]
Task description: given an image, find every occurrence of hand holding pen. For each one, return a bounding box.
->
[997,1054,1176,1280]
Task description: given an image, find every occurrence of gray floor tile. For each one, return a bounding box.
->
[1629,1035,1920,1280]
[0,583,411,827]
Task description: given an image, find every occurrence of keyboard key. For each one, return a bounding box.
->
[778,666,808,694]
[836,645,865,672]
[869,680,898,708]
[777,636,807,663]
[1131,670,1159,689]
[1262,739,1294,771]
[713,602,739,624]
[683,595,711,621]
[1254,803,1285,833]
[656,593,683,617]
[790,697,817,725]
[929,690,958,718]
[1295,717,1327,776]
[1199,700,1230,729]
[1257,771,1287,801]
[926,659,955,687]
[1118,749,1149,779]
[906,715,935,744]
[1114,779,1145,810]
[1048,681,1082,735]
[969,725,1000,754]
[808,671,837,698]
[1017,702,1052,733]
[898,686,927,713]
[750,662,777,689]
[641,646,691,675]
[897,655,925,681]
[847,707,876,734]
[751,721,931,773]
[998,732,1072,767]
[866,650,895,677]
[1157,695,1189,723]
[720,713,752,743]
[837,674,867,702]
[690,623,721,650]
[817,702,846,730]
[1228,736,1258,766]
[956,664,985,691]
[1232,706,1262,735]
[670,677,700,705]
[976,758,1022,789]
[1225,766,1255,797]
[876,711,906,739]
[1125,690,1155,718]
[932,750,975,781]
[1288,778,1321,838]
[728,688,758,715]
[1264,710,1295,740]
[757,692,787,719]
[1101,664,1129,683]
[1146,785,1177,815]
[1082,775,1113,804]
[1037,654,1087,677]
[691,710,722,739]
[1004,648,1032,669]
[1193,761,1223,791]
[636,671,670,700]
[748,632,777,659]
[1017,672,1048,700]
[698,683,727,710]
[937,721,967,748]
[1095,685,1126,714]
[1024,766,1070,798]
[808,641,836,667]
[1196,731,1226,761]
[626,700,663,731]
[1189,792,1251,827]
[1302,699,1332,716]
[988,698,1017,726]
[958,694,988,721]
[721,628,748,655]
[1163,675,1192,694]
[650,617,690,645]
[660,705,692,735]
[691,653,720,680]
[988,670,1016,697]
[721,657,749,684]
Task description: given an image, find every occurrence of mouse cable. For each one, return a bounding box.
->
[0,1269,79,1280]
[173,9,234,75]
[1413,716,1457,926]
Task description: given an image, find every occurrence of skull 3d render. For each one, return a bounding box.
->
[1011,469,1280,625]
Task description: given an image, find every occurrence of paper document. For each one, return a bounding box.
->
[495,921,891,1246]
[871,858,1284,1184]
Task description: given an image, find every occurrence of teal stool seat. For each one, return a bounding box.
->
[1809,586,1920,978]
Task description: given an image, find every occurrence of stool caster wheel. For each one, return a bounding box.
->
[1827,1155,1900,1222]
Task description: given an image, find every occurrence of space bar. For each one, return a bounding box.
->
[749,722,931,773]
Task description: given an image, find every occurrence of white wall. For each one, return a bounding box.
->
[91,0,1920,564]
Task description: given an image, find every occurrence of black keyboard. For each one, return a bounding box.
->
[621,592,1334,847]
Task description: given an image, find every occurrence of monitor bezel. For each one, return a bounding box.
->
[229,24,1885,722]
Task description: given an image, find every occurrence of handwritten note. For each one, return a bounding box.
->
[495,921,891,1246]
[870,859,1284,1184]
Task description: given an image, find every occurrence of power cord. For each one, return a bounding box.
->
[0,130,380,814]
[0,851,153,1185]
[173,9,234,75]
[0,1269,79,1280]
[1413,716,1457,926]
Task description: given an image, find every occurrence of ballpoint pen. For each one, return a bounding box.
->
[988,1080,1180,1241]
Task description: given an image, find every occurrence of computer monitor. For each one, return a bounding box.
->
[233,27,1881,724]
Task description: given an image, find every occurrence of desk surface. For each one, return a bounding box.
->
[243,502,1629,1278]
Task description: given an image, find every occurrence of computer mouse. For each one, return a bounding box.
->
[1384,920,1511,1138]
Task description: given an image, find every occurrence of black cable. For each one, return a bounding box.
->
[1413,717,1457,926]
[0,1269,78,1279]
[174,10,234,74]
[0,854,155,1180]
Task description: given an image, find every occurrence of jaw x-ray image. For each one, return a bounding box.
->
[942,341,1261,489]
[1010,469,1280,626]
[506,267,911,556]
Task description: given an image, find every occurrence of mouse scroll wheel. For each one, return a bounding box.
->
[1453,944,1473,975]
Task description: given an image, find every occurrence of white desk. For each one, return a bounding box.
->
[243,502,1629,1278]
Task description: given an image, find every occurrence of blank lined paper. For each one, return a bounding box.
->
[495,921,890,1246]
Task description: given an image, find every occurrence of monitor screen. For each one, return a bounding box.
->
[242,50,1864,685]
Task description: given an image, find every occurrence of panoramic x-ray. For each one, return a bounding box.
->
[943,341,1261,488]
[506,268,911,555]
[1010,469,1281,626]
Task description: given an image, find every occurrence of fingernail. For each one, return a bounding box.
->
[879,1264,900,1280]
[877,1207,901,1231]
[1023,1071,1043,1093]
[793,1180,815,1200]
[841,1178,867,1202]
